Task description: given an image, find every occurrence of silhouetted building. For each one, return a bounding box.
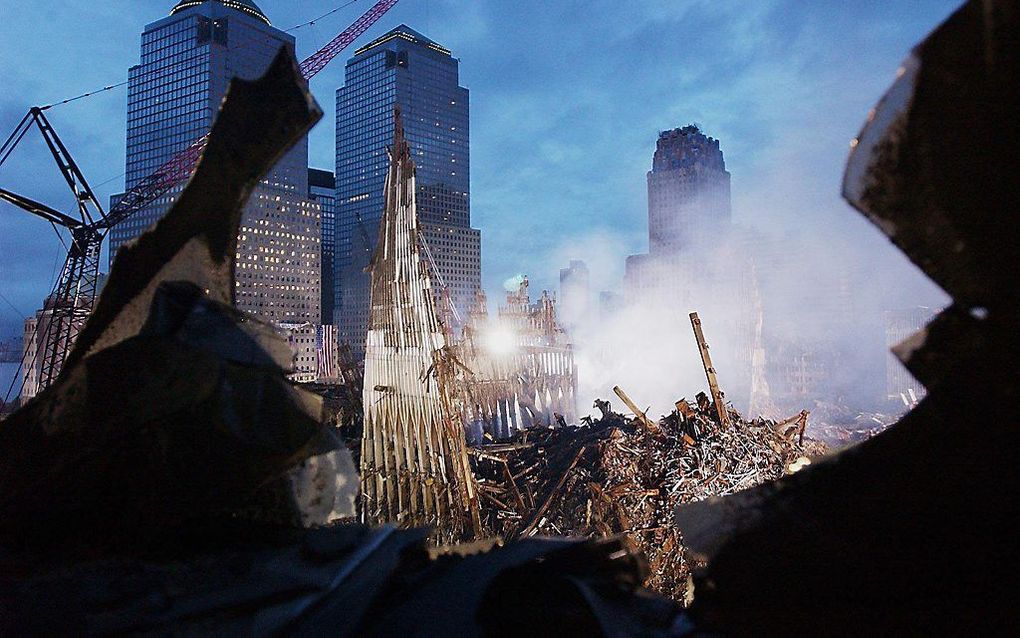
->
[647,125,731,255]
[624,127,752,411]
[625,125,734,298]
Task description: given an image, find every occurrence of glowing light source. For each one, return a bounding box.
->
[484,327,517,355]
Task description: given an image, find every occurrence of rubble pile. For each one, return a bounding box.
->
[303,343,365,463]
[473,395,822,600]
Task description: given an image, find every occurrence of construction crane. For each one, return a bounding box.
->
[0,0,400,392]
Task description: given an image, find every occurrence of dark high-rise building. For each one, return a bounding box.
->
[335,25,480,357]
[625,125,734,301]
[111,0,320,325]
[646,125,731,255]
[624,126,751,411]
[309,168,337,324]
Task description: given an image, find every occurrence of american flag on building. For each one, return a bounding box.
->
[316,325,340,381]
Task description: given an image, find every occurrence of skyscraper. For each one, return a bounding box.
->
[625,125,734,302]
[646,125,731,255]
[111,0,320,325]
[623,126,751,411]
[309,168,337,324]
[335,25,481,357]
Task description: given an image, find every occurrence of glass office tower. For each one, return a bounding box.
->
[112,0,320,324]
[309,168,337,324]
[335,25,481,357]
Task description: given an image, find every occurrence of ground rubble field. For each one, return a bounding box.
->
[470,399,827,601]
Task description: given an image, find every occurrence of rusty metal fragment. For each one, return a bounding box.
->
[689,312,730,428]
[613,384,659,433]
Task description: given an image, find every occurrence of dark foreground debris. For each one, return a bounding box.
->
[0,48,681,636]
[675,1,1020,633]
[0,49,346,551]
[0,521,680,635]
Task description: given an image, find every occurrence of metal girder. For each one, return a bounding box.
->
[39,226,103,388]
[0,187,82,228]
[25,108,106,228]
[298,0,401,79]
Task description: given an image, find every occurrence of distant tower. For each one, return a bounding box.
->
[623,125,752,412]
[647,125,731,255]
[335,25,481,358]
[309,168,337,324]
[112,1,320,325]
[558,259,590,331]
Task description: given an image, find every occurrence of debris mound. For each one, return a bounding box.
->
[473,394,821,601]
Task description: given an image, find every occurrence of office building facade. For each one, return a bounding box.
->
[646,125,731,255]
[335,25,480,357]
[112,0,320,325]
[309,168,337,324]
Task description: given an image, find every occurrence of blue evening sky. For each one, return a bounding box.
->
[0,0,959,338]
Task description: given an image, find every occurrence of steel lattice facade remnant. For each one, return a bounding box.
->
[450,283,579,442]
[359,110,479,540]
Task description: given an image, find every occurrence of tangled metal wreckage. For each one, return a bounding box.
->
[352,109,811,583]
[1,0,1018,633]
[358,114,582,542]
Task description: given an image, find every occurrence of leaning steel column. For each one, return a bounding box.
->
[689,312,730,428]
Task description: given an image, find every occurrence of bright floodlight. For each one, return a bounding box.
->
[484,327,517,355]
